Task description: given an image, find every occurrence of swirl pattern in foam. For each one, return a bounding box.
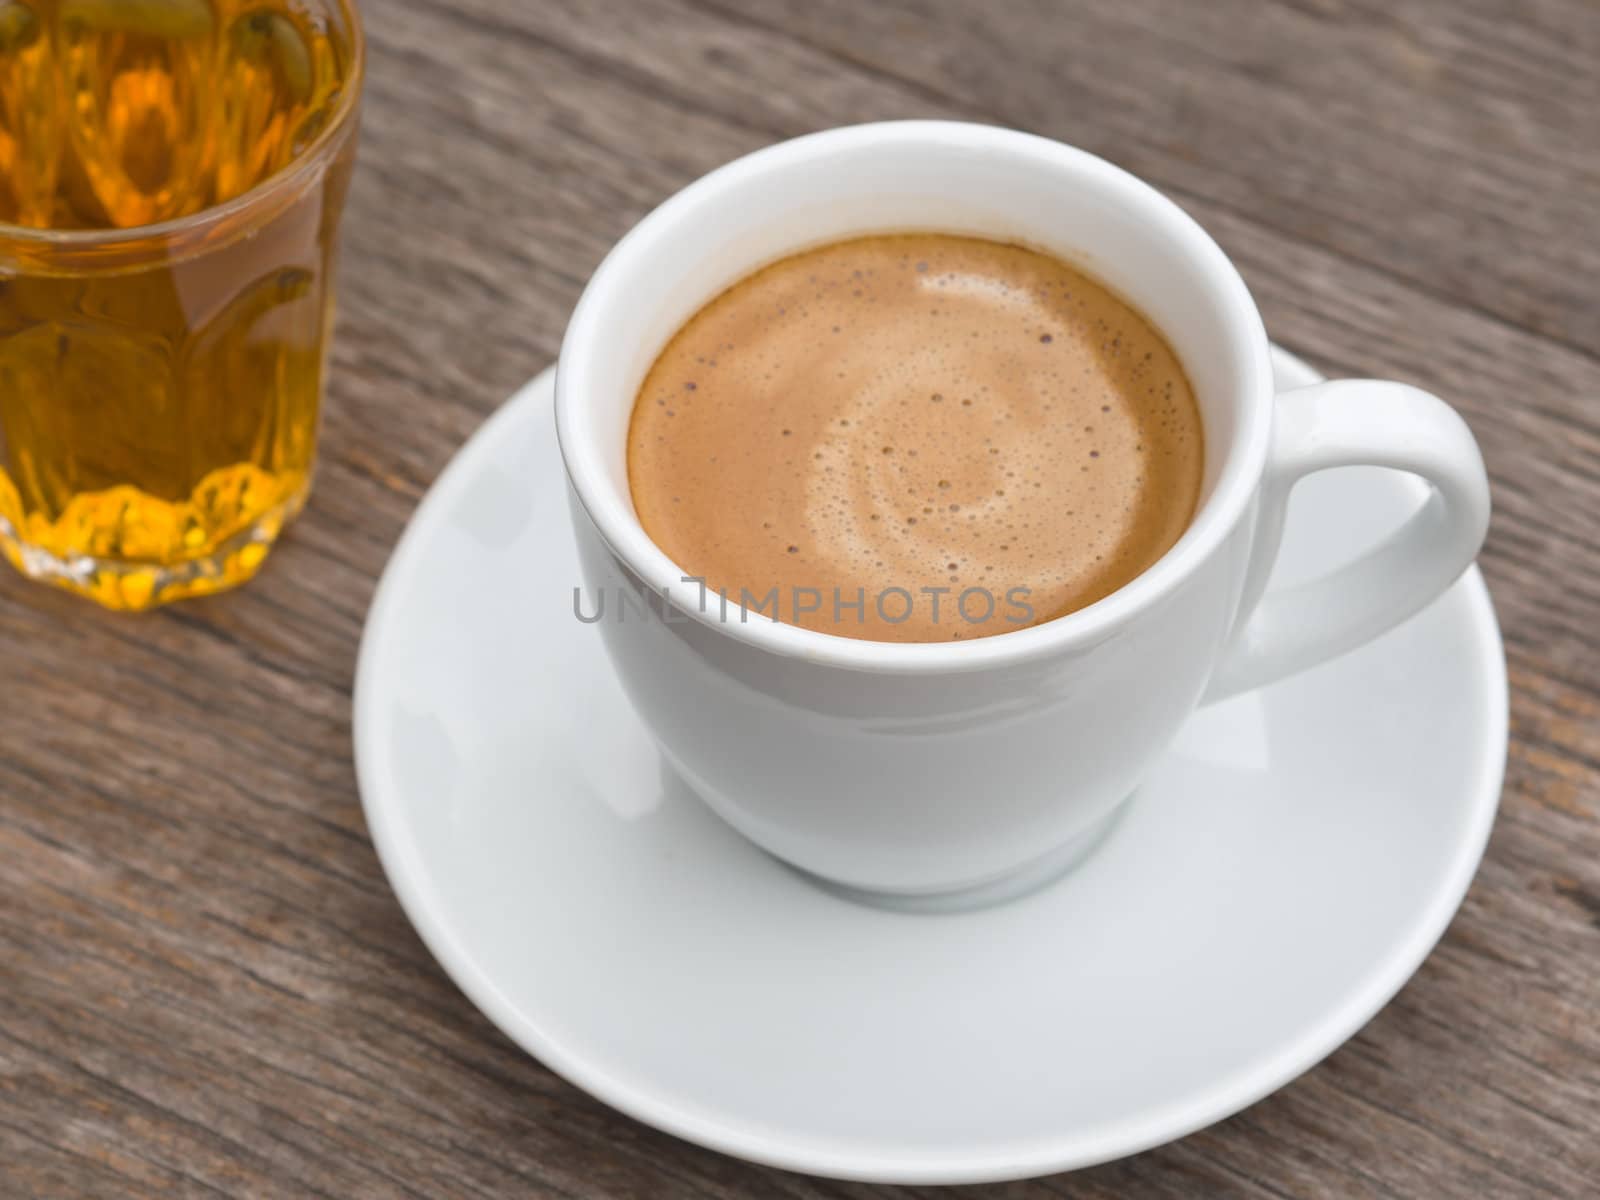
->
[627,234,1202,642]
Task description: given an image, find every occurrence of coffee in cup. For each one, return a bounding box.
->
[559,122,1490,899]
[626,234,1202,641]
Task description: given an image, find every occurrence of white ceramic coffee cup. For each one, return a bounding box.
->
[555,122,1490,903]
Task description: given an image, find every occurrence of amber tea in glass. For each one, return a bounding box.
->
[0,0,362,609]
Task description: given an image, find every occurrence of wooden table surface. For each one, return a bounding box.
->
[4,1,1597,1196]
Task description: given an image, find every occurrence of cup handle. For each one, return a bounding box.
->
[1204,380,1491,702]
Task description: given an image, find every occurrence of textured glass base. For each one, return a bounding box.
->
[0,484,307,611]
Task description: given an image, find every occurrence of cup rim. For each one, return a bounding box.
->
[556,121,1274,674]
[0,0,365,251]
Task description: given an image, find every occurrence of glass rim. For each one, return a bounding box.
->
[0,0,366,249]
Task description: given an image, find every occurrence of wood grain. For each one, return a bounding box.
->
[3,1,1597,1195]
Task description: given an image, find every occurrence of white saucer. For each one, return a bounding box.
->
[354,347,1506,1184]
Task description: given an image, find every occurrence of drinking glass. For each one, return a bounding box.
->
[0,0,363,609]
